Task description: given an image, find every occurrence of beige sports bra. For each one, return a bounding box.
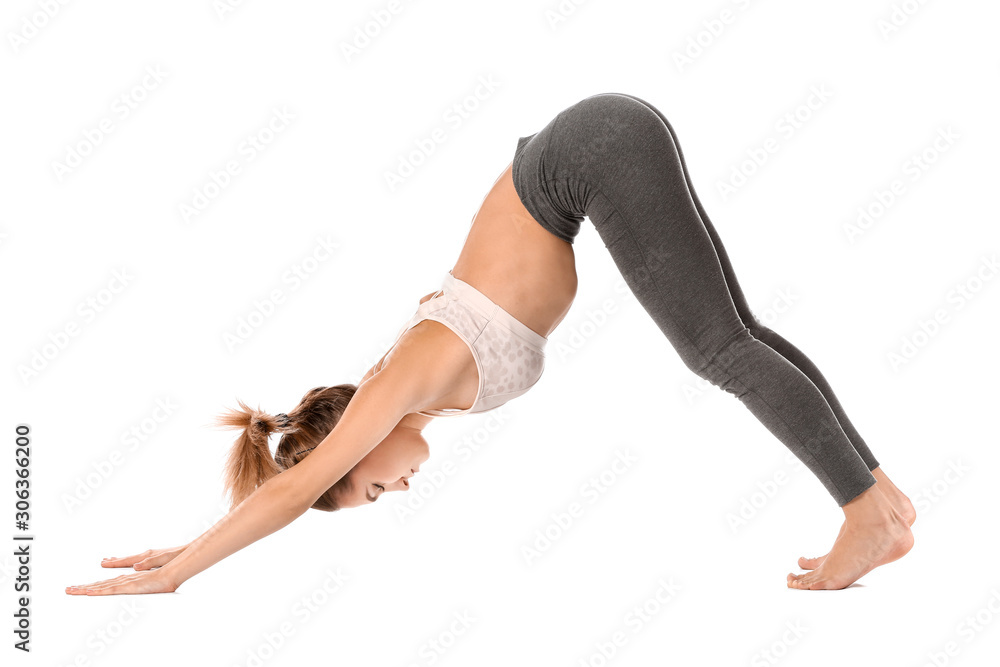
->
[379,270,548,417]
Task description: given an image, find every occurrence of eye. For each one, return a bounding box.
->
[374,483,385,493]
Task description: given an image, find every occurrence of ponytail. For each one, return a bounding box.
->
[213,384,358,513]
[214,399,288,511]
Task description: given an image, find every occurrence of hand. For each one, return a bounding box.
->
[100,545,189,571]
[65,568,177,596]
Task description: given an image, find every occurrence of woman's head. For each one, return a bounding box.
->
[215,384,428,512]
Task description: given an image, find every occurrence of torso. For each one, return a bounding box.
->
[362,161,578,422]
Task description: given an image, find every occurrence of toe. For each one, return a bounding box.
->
[797,556,822,570]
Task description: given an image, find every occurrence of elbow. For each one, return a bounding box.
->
[268,472,314,517]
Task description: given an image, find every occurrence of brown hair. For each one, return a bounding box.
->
[214,384,358,512]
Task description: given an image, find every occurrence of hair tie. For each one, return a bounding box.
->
[275,413,290,428]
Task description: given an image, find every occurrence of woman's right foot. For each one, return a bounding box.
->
[797,467,916,571]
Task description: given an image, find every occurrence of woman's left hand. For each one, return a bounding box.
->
[65,567,177,596]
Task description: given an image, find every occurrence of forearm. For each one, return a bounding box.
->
[160,473,306,590]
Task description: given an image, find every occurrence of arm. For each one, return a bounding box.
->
[162,372,423,590]
[67,368,426,596]
[158,469,308,590]
[365,290,440,381]
[101,544,191,570]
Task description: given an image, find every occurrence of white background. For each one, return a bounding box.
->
[3,0,999,665]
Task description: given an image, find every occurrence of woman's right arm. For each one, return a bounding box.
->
[68,471,311,596]
[159,370,427,592]
[156,471,308,590]
[69,340,431,596]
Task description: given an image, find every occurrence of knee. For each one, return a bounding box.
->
[685,328,755,393]
[744,317,776,346]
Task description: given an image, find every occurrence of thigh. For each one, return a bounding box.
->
[563,101,748,367]
[597,93,759,328]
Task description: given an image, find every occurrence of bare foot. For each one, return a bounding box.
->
[787,483,913,590]
[797,467,915,571]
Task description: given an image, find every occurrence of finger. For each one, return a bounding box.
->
[101,553,146,567]
[84,579,135,593]
[84,582,144,596]
[68,572,140,593]
[133,555,162,570]
[71,580,132,595]
[67,574,128,590]
[85,573,172,596]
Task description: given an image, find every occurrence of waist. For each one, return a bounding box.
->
[442,270,548,352]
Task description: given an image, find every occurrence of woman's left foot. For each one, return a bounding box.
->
[797,467,916,571]
[787,494,914,590]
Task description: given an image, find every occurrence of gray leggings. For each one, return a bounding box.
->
[512,92,878,506]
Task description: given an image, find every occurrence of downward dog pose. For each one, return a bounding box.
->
[66,92,914,596]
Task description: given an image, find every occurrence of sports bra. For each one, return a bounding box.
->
[377,270,548,417]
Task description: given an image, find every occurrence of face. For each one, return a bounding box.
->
[338,423,430,509]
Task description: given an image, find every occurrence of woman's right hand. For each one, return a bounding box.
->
[100,545,189,571]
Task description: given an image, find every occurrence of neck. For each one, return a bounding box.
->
[397,411,433,433]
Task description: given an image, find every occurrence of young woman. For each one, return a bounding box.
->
[66,92,914,596]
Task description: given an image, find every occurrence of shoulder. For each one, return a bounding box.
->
[358,291,443,386]
[368,319,471,412]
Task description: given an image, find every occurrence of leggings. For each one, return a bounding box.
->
[512,92,878,506]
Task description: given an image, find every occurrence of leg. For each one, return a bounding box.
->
[562,94,877,506]
[515,93,913,588]
[608,93,882,471]
[599,95,917,580]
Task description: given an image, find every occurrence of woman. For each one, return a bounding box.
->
[65,92,914,596]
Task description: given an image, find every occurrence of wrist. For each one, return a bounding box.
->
[156,564,183,592]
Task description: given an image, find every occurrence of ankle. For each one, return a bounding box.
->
[841,485,900,524]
